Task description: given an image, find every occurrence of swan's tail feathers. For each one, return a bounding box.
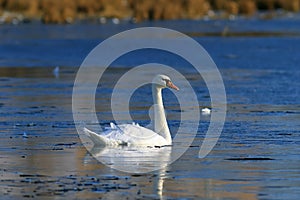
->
[110,122,117,129]
[104,122,118,131]
[111,122,124,134]
[132,122,140,127]
[83,127,107,146]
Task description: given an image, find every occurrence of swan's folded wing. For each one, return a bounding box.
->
[118,124,168,146]
[84,124,169,147]
[84,127,127,146]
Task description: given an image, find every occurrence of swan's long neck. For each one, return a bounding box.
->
[152,85,171,144]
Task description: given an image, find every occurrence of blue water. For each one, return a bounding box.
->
[0,18,299,199]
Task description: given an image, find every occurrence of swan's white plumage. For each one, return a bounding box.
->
[84,123,170,146]
[84,74,178,147]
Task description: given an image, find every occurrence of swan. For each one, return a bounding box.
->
[84,74,179,147]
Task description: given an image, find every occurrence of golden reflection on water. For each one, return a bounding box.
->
[1,140,262,199]
[74,146,261,199]
[163,178,258,200]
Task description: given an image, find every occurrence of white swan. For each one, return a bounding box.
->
[84,74,179,147]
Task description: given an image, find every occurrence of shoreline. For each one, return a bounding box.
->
[1,9,299,26]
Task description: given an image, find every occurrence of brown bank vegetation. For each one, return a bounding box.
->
[0,0,299,24]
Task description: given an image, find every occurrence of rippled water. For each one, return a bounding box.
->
[1,19,300,199]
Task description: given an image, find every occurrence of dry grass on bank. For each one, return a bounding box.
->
[0,0,299,23]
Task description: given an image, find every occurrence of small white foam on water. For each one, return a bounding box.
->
[201,108,211,115]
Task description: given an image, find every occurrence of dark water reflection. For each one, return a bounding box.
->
[1,19,300,199]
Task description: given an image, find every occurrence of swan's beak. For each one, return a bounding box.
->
[167,81,179,91]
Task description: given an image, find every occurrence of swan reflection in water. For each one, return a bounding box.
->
[90,145,171,199]
[90,145,171,173]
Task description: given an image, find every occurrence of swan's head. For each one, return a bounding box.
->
[152,74,179,91]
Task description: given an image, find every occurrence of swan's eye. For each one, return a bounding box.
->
[162,78,170,84]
